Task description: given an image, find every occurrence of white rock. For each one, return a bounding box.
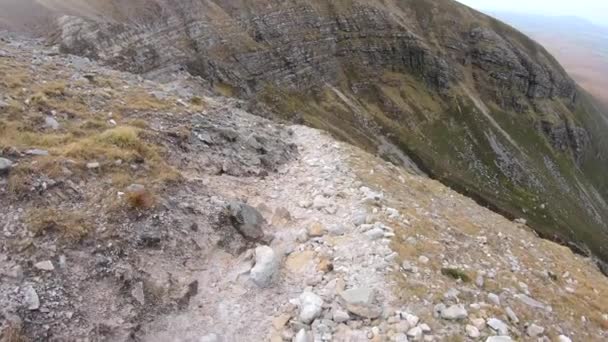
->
[419,324,431,333]
[407,326,423,341]
[386,207,400,218]
[394,333,409,342]
[299,291,323,324]
[23,285,40,310]
[199,333,220,342]
[405,313,420,327]
[299,200,312,209]
[131,281,145,305]
[475,274,484,288]
[505,307,519,323]
[487,318,509,335]
[465,325,480,338]
[34,260,55,271]
[294,329,309,342]
[488,293,500,306]
[418,256,429,264]
[312,195,328,210]
[485,337,512,342]
[526,323,545,337]
[333,309,350,323]
[557,335,572,342]
[440,304,468,320]
[45,116,59,130]
[250,246,278,288]
[87,162,100,169]
[365,228,385,240]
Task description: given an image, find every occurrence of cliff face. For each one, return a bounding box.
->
[35,0,608,267]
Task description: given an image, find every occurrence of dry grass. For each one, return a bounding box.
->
[26,208,90,241]
[441,267,471,282]
[126,187,156,209]
[118,90,172,112]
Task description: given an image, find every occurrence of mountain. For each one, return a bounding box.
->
[488,12,608,107]
[1,31,608,342]
[26,0,608,271]
[2,1,608,340]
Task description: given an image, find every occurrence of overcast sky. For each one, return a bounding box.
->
[455,0,608,26]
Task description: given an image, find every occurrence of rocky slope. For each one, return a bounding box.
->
[12,0,608,270]
[1,32,608,342]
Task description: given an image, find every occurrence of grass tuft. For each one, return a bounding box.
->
[26,208,90,241]
[441,267,471,282]
[126,187,156,209]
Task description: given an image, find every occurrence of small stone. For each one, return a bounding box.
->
[340,287,381,319]
[440,304,468,320]
[487,318,509,335]
[131,282,145,305]
[45,116,59,130]
[250,246,278,287]
[394,333,408,342]
[485,337,512,342]
[407,326,423,341]
[505,307,519,324]
[294,329,309,342]
[34,260,55,271]
[299,291,323,324]
[557,335,572,342]
[25,149,49,156]
[488,293,500,306]
[199,333,220,342]
[405,313,420,327]
[312,195,328,210]
[394,321,411,333]
[466,325,480,338]
[475,274,484,288]
[299,200,312,209]
[418,256,429,264]
[318,257,334,273]
[419,324,431,333]
[526,323,545,337]
[308,222,326,237]
[365,228,385,240]
[23,285,40,310]
[87,162,100,169]
[471,318,485,329]
[0,157,13,174]
[333,309,350,323]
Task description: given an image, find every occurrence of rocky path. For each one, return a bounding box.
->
[137,120,608,341]
[140,124,401,341]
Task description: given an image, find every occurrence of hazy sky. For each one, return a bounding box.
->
[456,0,608,26]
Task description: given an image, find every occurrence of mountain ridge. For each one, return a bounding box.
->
[8,0,608,270]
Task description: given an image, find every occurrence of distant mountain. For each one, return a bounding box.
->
[490,12,608,106]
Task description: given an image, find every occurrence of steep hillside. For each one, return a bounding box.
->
[1,34,608,341]
[19,0,608,270]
